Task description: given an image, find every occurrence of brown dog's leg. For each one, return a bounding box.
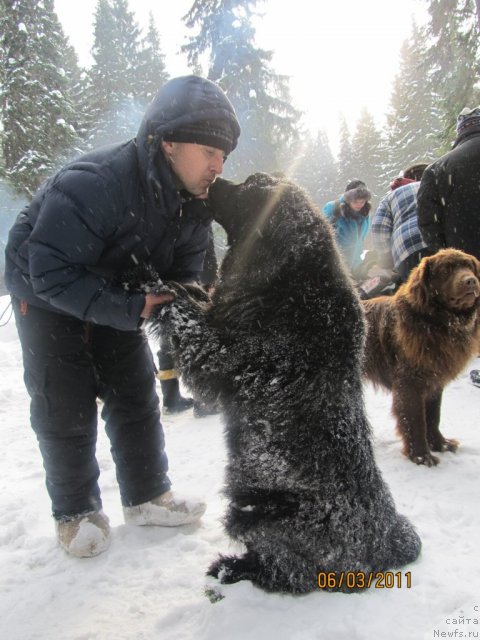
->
[391,383,439,466]
[426,392,459,453]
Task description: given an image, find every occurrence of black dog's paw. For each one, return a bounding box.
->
[147,297,178,335]
[151,282,175,296]
[207,553,259,585]
[116,263,163,293]
[149,282,211,329]
[204,586,225,603]
[165,281,211,305]
[150,294,175,319]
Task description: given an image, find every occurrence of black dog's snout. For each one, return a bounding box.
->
[208,178,236,225]
[209,177,233,201]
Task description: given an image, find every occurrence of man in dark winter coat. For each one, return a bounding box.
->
[417,107,480,261]
[4,75,240,558]
[418,107,480,390]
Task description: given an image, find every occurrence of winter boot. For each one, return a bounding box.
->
[159,375,193,413]
[56,510,110,558]
[123,490,206,527]
[470,370,480,387]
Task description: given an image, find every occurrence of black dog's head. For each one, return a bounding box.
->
[208,173,290,246]
[205,173,354,326]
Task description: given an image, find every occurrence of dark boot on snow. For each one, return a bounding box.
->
[160,377,193,413]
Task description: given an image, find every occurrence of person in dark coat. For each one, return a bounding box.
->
[4,75,240,558]
[417,107,480,389]
[417,107,480,261]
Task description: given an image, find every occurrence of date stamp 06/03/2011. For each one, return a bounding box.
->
[317,571,412,590]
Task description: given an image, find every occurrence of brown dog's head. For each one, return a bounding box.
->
[405,248,480,313]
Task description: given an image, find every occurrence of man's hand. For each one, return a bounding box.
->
[140,291,175,319]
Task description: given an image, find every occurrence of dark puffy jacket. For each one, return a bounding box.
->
[5,75,240,330]
[199,227,218,288]
[417,127,480,260]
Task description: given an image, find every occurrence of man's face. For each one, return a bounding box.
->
[162,141,226,198]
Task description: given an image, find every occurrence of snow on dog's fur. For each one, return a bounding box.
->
[149,173,421,594]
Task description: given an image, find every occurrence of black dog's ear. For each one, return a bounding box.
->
[406,257,431,308]
[244,173,277,188]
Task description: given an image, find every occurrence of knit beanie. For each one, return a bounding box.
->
[344,179,371,203]
[456,107,480,135]
[402,163,428,181]
[163,119,236,155]
[345,179,366,192]
[390,177,414,191]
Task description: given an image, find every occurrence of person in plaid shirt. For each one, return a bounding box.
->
[370,163,434,282]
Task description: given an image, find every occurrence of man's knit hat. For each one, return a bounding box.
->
[402,163,428,181]
[390,177,414,191]
[344,179,371,203]
[163,118,236,155]
[456,107,480,135]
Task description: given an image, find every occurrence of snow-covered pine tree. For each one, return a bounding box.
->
[349,108,385,206]
[291,130,338,208]
[61,43,91,148]
[424,0,480,150]
[182,0,301,179]
[0,0,80,196]
[385,22,443,179]
[136,12,169,104]
[85,0,144,147]
[336,115,355,192]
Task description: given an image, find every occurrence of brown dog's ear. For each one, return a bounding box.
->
[406,258,431,308]
[471,256,480,279]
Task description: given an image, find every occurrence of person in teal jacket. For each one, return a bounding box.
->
[323,179,372,279]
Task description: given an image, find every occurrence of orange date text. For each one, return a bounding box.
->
[317,571,412,590]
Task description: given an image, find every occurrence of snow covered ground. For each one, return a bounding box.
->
[1,293,479,640]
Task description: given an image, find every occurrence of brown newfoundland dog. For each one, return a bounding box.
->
[362,248,480,466]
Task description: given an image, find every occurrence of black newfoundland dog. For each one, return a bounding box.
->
[150,173,421,594]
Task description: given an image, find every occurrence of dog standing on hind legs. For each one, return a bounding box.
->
[362,248,480,466]
[150,173,421,594]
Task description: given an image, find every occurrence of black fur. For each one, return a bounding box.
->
[149,173,421,594]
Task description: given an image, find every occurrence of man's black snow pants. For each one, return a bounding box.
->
[12,298,171,520]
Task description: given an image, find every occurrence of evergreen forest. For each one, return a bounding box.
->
[0,0,479,213]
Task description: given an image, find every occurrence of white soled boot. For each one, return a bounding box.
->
[123,491,206,527]
[56,510,110,558]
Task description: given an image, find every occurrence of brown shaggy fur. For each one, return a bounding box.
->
[362,248,480,466]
